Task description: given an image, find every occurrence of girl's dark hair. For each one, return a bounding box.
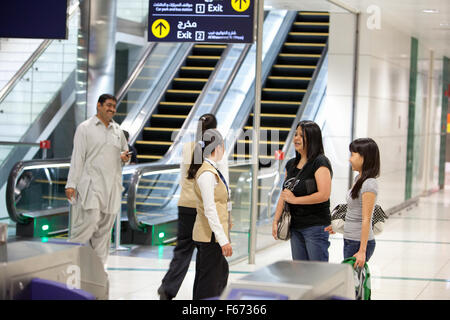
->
[187,114,219,179]
[349,138,380,199]
[294,120,324,165]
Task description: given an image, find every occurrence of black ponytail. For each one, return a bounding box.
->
[187,114,219,179]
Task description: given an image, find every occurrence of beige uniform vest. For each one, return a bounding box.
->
[178,142,197,208]
[193,161,230,243]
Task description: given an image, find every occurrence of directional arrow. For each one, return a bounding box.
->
[156,21,166,36]
[234,0,248,10]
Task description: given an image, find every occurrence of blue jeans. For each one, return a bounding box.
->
[343,239,376,262]
[290,225,330,262]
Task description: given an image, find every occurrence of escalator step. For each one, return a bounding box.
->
[158,102,193,115]
[143,127,179,141]
[277,53,321,65]
[262,88,306,102]
[180,66,215,78]
[136,140,173,145]
[266,76,311,89]
[283,42,325,54]
[249,113,296,118]
[150,114,187,128]
[172,77,208,90]
[248,113,295,128]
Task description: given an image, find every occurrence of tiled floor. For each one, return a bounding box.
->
[106,188,450,300]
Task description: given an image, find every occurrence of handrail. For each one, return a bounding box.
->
[123,42,194,145]
[115,43,157,102]
[6,158,71,223]
[209,44,252,115]
[266,44,329,216]
[0,1,80,104]
[5,157,187,225]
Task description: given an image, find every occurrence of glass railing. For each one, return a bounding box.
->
[125,161,253,262]
[0,7,79,167]
[6,158,254,263]
[115,42,183,125]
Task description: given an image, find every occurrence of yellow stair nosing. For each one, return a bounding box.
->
[35,179,67,185]
[173,78,208,82]
[261,100,301,105]
[187,55,221,59]
[244,126,291,131]
[152,114,188,119]
[273,64,316,69]
[136,155,164,159]
[284,42,326,46]
[159,101,195,106]
[268,76,312,80]
[144,127,180,131]
[279,53,321,57]
[181,66,214,70]
[294,22,330,26]
[289,32,329,36]
[263,88,307,93]
[249,113,297,118]
[135,140,173,146]
[167,89,202,94]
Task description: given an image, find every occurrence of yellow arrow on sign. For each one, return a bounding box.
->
[152,19,170,38]
[231,0,250,12]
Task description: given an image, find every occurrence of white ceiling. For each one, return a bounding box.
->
[264,0,450,58]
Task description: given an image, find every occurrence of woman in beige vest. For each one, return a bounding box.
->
[187,129,232,300]
[158,114,228,300]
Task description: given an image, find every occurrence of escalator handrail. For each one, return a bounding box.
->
[124,42,195,145]
[209,44,252,115]
[266,44,329,210]
[5,157,182,225]
[115,43,157,103]
[6,158,71,223]
[0,2,80,105]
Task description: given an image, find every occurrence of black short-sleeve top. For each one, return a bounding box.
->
[283,154,333,229]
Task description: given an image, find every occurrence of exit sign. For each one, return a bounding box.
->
[148,0,254,43]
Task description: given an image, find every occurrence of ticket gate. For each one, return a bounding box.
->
[0,240,108,300]
[220,260,355,300]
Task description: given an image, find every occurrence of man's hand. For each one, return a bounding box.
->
[65,188,76,201]
[120,151,131,162]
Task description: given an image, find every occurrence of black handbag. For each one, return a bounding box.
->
[276,168,305,241]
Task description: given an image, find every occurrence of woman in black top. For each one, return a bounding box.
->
[272,120,333,262]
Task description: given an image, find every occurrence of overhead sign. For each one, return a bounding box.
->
[148,0,254,43]
[0,0,68,39]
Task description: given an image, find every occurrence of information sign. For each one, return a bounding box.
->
[148,0,254,43]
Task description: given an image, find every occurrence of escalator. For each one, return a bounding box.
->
[4,41,237,243]
[232,12,329,166]
[134,44,227,163]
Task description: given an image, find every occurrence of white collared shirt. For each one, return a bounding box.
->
[196,158,229,246]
